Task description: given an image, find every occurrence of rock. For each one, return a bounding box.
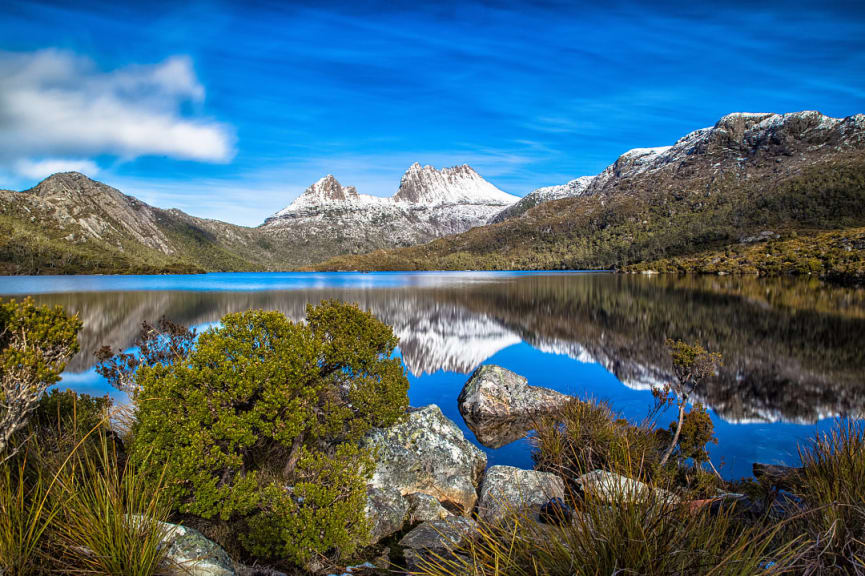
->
[363,405,486,514]
[539,497,574,526]
[365,486,410,544]
[406,492,453,524]
[753,463,801,491]
[398,516,477,570]
[458,365,570,448]
[575,470,678,505]
[477,465,566,523]
[156,520,236,576]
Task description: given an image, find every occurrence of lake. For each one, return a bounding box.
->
[2,271,863,480]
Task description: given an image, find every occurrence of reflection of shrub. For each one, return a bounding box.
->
[127,301,409,566]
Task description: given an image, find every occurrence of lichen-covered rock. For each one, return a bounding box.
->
[458,365,569,448]
[576,470,679,505]
[363,405,486,513]
[157,520,236,576]
[398,516,477,570]
[406,492,453,524]
[365,486,410,544]
[477,465,566,523]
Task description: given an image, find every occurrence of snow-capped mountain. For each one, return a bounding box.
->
[491,111,865,224]
[261,163,519,264]
[490,175,595,223]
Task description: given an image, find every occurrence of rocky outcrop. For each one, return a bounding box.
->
[477,465,566,523]
[576,470,678,505]
[363,405,486,514]
[398,516,477,570]
[458,365,570,448]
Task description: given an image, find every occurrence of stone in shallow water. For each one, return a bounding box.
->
[363,405,486,514]
[458,364,570,448]
[477,465,566,523]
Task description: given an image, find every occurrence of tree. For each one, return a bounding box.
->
[0,298,81,460]
[657,340,721,469]
[109,300,409,566]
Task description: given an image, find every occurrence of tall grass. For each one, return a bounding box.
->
[413,487,795,576]
[793,420,865,574]
[53,433,172,575]
[0,459,61,576]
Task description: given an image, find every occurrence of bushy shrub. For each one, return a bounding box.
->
[125,301,409,566]
[0,297,81,460]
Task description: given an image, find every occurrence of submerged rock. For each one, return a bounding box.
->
[477,465,566,523]
[575,470,679,505]
[363,405,486,514]
[398,516,477,570]
[458,365,570,448]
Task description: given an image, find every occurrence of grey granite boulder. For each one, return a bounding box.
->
[576,470,679,505]
[458,365,570,448]
[155,519,236,576]
[398,516,477,570]
[406,492,453,524]
[363,405,486,514]
[477,465,566,523]
[365,486,410,544]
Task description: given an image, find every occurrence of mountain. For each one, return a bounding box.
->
[260,163,519,263]
[0,172,294,274]
[0,163,518,274]
[489,175,595,223]
[316,111,865,281]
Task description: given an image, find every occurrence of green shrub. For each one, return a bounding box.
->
[0,297,81,459]
[127,301,409,566]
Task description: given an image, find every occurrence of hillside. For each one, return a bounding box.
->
[315,111,865,281]
[0,172,293,274]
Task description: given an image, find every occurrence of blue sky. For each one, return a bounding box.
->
[1,0,864,226]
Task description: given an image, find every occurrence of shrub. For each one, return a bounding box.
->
[0,297,82,460]
[125,301,410,566]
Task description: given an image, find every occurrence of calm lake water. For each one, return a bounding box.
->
[2,271,864,480]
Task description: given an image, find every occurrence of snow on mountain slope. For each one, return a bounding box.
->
[260,163,519,261]
[490,175,595,223]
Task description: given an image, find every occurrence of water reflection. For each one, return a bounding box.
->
[6,272,865,477]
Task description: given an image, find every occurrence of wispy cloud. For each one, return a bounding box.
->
[0,49,233,179]
[14,158,100,179]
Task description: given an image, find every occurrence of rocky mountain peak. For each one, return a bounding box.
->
[394,163,517,206]
[304,175,359,202]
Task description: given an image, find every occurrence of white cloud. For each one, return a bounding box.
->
[0,49,234,174]
[14,158,101,180]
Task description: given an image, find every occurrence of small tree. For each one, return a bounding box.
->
[105,300,410,566]
[0,298,81,460]
[657,340,721,468]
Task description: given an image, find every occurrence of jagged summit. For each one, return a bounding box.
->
[393,163,518,206]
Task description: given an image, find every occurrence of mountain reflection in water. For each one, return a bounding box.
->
[6,272,864,479]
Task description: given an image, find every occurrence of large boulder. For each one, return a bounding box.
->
[458,365,570,448]
[477,465,566,523]
[365,486,410,544]
[398,516,477,570]
[406,492,453,524]
[363,405,486,514]
[576,470,679,505]
[156,520,236,576]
